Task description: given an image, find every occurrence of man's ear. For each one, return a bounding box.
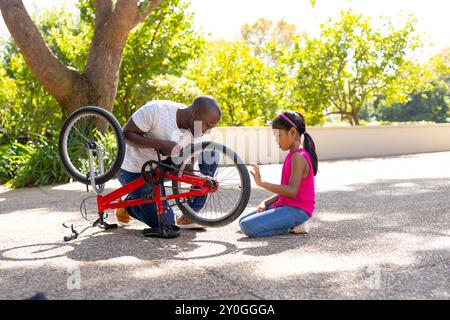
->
[191,105,199,118]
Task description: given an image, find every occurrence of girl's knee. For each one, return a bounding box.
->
[239,219,257,237]
[238,210,257,224]
[238,215,247,225]
[238,218,247,232]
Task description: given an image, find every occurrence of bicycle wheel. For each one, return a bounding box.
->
[59,106,125,185]
[171,141,251,227]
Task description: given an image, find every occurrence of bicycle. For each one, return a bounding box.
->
[58,106,251,241]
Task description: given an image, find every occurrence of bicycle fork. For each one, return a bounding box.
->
[63,142,118,241]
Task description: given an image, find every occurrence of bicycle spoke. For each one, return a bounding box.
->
[214,160,228,178]
[214,190,228,216]
[68,133,86,147]
[71,124,91,143]
[64,112,120,180]
[213,184,233,209]
[211,192,218,219]
[218,169,239,183]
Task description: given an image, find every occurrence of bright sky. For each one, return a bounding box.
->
[1,0,449,61]
[188,0,450,61]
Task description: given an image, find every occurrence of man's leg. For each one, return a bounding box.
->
[158,182,176,226]
[188,149,219,212]
[117,168,174,228]
[178,150,219,229]
[163,150,218,229]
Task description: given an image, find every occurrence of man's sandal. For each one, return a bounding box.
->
[143,224,181,238]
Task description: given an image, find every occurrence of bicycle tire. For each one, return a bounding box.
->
[58,106,125,185]
[171,141,251,227]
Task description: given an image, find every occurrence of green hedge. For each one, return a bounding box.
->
[0,134,70,188]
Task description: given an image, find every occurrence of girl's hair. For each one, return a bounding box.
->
[272,111,318,176]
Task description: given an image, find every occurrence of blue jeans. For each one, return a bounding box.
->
[117,152,219,228]
[239,203,310,238]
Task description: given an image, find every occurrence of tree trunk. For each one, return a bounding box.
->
[0,0,163,118]
[352,112,360,125]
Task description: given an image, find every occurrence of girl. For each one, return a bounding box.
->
[239,111,318,238]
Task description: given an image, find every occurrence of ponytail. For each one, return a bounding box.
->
[292,111,318,176]
[303,132,318,176]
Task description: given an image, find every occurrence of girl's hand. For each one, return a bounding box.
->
[249,162,263,186]
[256,201,266,213]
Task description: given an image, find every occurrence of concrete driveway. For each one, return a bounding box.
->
[0,152,449,299]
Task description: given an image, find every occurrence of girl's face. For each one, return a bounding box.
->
[273,127,297,151]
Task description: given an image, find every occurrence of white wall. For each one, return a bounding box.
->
[205,124,450,164]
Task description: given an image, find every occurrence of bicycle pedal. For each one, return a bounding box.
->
[104,223,118,230]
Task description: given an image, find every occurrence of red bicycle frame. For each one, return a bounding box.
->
[97,168,219,216]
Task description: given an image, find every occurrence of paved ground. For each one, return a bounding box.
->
[0,152,449,300]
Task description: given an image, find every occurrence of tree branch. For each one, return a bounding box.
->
[0,0,77,104]
[132,0,164,29]
[329,97,345,113]
[324,111,352,116]
[85,0,138,74]
[105,0,138,40]
[95,0,113,32]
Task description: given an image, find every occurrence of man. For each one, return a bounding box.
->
[115,96,222,231]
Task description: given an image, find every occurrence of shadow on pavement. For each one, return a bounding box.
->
[0,176,449,299]
[0,228,240,262]
[235,177,450,257]
[1,177,449,260]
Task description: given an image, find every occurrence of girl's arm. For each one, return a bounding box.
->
[250,153,307,198]
[255,194,279,213]
[262,194,279,207]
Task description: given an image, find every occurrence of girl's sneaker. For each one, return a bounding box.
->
[290,220,310,234]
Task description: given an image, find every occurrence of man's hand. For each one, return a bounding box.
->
[250,162,263,187]
[158,140,181,157]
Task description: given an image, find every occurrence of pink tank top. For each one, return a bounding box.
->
[272,148,315,216]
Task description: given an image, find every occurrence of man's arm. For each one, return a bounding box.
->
[123,117,178,156]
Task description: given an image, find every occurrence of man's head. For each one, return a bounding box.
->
[189,96,222,137]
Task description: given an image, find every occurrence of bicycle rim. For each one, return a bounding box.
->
[174,143,247,224]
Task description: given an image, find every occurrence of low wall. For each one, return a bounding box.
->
[205,124,450,164]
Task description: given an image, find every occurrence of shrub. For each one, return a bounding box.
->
[1,134,70,188]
